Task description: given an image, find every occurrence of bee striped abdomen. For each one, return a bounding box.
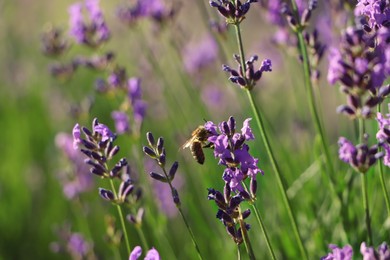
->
[190,141,205,165]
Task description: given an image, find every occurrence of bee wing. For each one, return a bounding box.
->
[181,136,195,149]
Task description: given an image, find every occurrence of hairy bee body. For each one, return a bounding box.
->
[182,125,211,165]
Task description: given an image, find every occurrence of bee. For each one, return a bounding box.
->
[182,126,211,165]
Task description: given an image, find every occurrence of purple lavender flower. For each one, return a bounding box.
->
[129,246,160,260]
[111,111,130,134]
[321,244,353,260]
[376,106,390,166]
[68,0,110,46]
[182,34,218,74]
[67,233,91,258]
[223,55,272,90]
[361,241,390,260]
[127,78,147,127]
[205,117,262,192]
[93,122,116,141]
[72,123,82,149]
[209,0,258,24]
[338,136,383,173]
[355,0,390,29]
[55,133,94,199]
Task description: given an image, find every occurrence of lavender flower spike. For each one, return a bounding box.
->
[321,244,353,260]
[129,246,160,260]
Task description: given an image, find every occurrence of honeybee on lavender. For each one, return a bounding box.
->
[182,125,212,165]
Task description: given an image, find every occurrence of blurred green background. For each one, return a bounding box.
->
[1,0,389,259]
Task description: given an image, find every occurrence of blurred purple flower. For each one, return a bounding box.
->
[182,34,218,74]
[338,137,357,164]
[266,0,284,26]
[67,233,91,258]
[376,107,390,167]
[68,0,110,46]
[361,242,390,260]
[111,111,130,134]
[327,47,344,85]
[127,78,147,127]
[55,133,94,199]
[129,246,160,260]
[321,244,353,260]
[72,123,82,149]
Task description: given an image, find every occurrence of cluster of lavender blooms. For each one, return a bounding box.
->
[223,55,272,90]
[42,0,147,135]
[328,2,390,119]
[209,0,258,24]
[129,246,160,260]
[321,241,390,260]
[116,0,175,26]
[143,132,180,206]
[68,0,110,47]
[203,117,261,244]
[72,118,142,207]
[55,133,94,199]
[50,225,95,259]
[338,135,383,173]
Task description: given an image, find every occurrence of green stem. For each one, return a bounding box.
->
[361,173,373,245]
[135,225,149,251]
[242,183,276,259]
[377,106,390,217]
[245,90,307,259]
[232,21,307,259]
[238,207,256,260]
[358,118,372,245]
[109,179,131,256]
[161,168,204,260]
[251,203,277,260]
[237,244,242,260]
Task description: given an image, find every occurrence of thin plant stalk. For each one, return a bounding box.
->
[237,245,242,260]
[238,209,256,260]
[232,23,308,259]
[242,183,276,260]
[358,118,373,245]
[109,179,131,256]
[377,105,390,217]
[361,172,373,245]
[160,167,204,260]
[135,225,149,251]
[289,0,339,201]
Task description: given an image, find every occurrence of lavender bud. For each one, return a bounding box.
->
[250,177,257,197]
[146,132,155,147]
[379,84,390,97]
[228,116,236,134]
[127,214,137,224]
[336,105,355,116]
[149,172,168,182]
[108,145,120,159]
[82,126,92,137]
[85,159,107,174]
[157,137,164,155]
[226,226,236,240]
[119,181,134,200]
[239,190,251,200]
[169,161,179,180]
[92,118,99,128]
[347,94,360,109]
[216,209,234,224]
[365,96,380,107]
[224,183,231,202]
[99,188,115,201]
[229,195,243,210]
[81,139,97,150]
[300,9,312,25]
[143,146,157,158]
[221,121,230,135]
[159,150,166,166]
[90,167,105,177]
[172,188,180,206]
[242,209,251,219]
